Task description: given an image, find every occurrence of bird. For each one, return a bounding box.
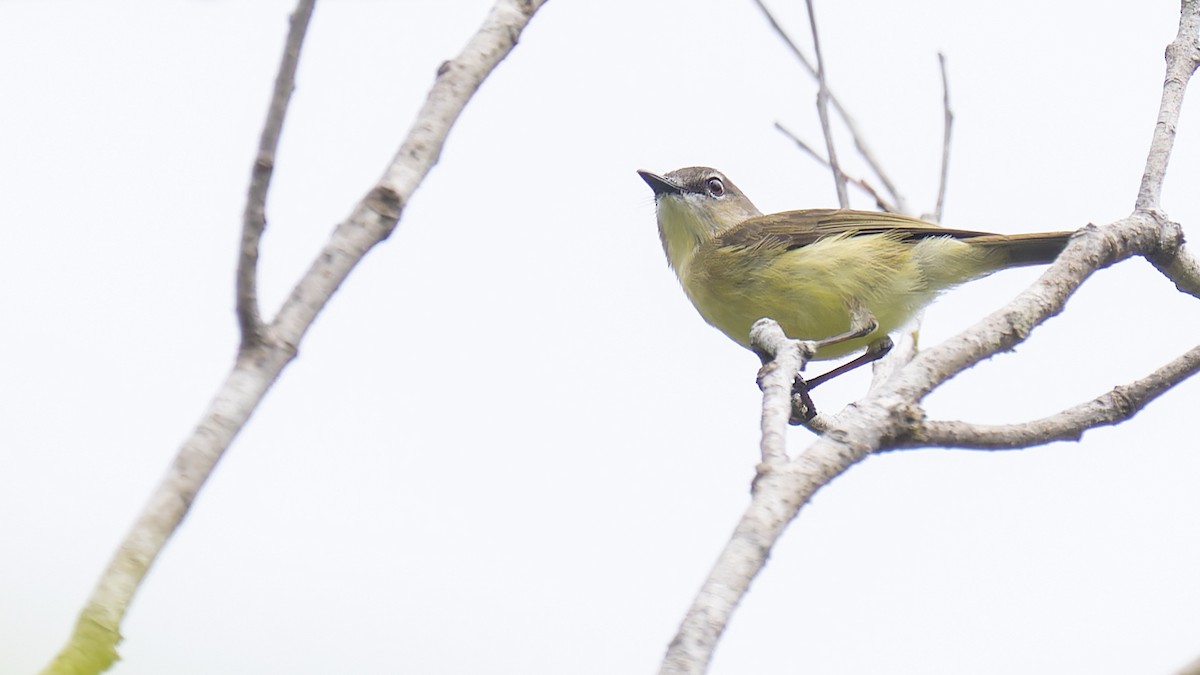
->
[638,166,1072,392]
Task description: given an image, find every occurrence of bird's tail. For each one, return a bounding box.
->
[969,231,1074,267]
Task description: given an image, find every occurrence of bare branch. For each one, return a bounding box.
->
[660,3,1198,668]
[750,319,812,465]
[772,120,824,163]
[906,221,1120,396]
[750,0,816,73]
[1155,242,1200,298]
[661,211,1187,675]
[774,122,899,212]
[1136,0,1200,212]
[751,0,908,212]
[804,0,849,208]
[39,2,549,673]
[658,428,881,675]
[931,52,953,223]
[893,343,1200,450]
[237,0,314,349]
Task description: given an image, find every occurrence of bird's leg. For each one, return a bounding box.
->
[815,304,879,351]
[788,306,883,424]
[805,336,893,389]
[803,304,881,388]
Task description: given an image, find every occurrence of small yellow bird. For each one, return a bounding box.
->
[639,166,1072,387]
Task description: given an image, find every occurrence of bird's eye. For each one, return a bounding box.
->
[706,177,725,197]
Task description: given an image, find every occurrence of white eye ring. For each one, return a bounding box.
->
[706,177,725,197]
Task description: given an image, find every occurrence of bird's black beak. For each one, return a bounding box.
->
[637,170,683,196]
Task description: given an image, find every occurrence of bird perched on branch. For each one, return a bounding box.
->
[639,166,1072,398]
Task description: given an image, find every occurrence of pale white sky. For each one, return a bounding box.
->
[3,1,1200,674]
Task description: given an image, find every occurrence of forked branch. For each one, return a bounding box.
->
[752,0,908,212]
[237,0,315,348]
[40,2,549,674]
[895,343,1200,450]
[658,3,1199,673]
[774,122,899,213]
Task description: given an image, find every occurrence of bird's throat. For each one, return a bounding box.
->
[656,197,713,275]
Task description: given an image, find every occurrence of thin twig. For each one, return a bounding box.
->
[932,52,953,223]
[751,0,908,213]
[772,121,823,163]
[38,2,549,674]
[892,343,1200,450]
[1136,0,1200,212]
[775,122,899,212]
[750,0,816,73]
[804,0,849,208]
[237,0,314,348]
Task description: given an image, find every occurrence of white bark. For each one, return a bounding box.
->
[659,2,1200,672]
[39,1,549,673]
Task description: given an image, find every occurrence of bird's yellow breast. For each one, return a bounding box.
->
[680,234,948,359]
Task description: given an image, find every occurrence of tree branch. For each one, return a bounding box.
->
[236,0,314,350]
[659,4,1198,672]
[774,122,899,212]
[658,423,884,675]
[1156,243,1200,298]
[750,319,814,465]
[892,343,1200,450]
[804,0,849,208]
[660,215,1188,675]
[931,52,953,223]
[751,0,908,213]
[39,2,549,674]
[1136,0,1200,212]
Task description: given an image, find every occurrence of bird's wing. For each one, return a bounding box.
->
[714,209,998,251]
